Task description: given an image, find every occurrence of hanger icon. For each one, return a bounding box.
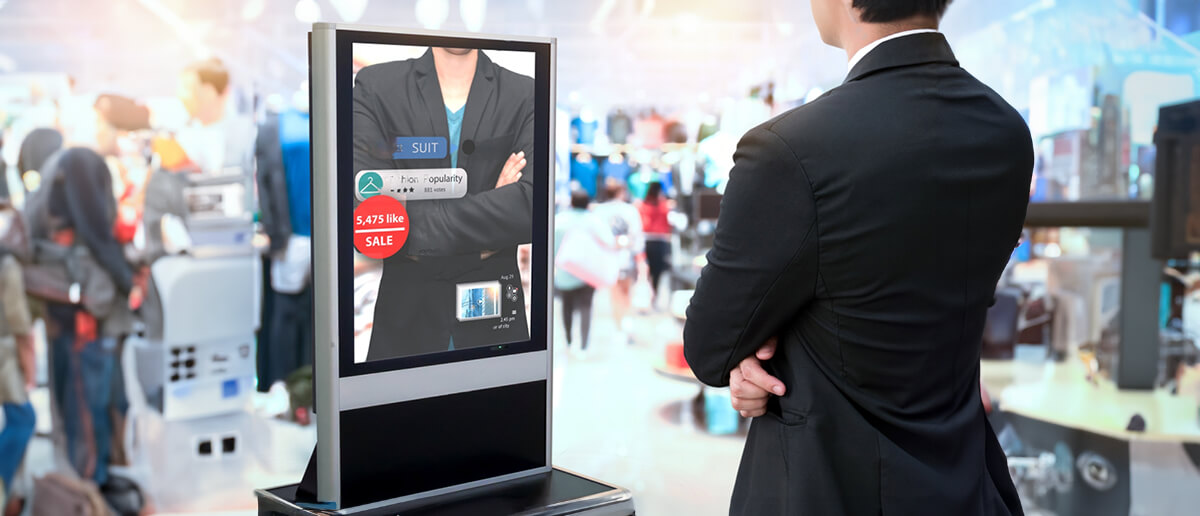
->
[359,172,382,197]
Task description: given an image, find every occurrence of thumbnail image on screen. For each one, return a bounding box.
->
[350,43,536,363]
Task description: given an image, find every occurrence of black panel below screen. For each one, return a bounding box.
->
[339,381,547,507]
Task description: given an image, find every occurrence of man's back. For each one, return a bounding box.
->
[684,33,1031,515]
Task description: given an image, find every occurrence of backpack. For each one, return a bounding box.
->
[32,473,112,516]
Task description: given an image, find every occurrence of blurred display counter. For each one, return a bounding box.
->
[649,290,748,436]
[989,359,1200,442]
[988,358,1200,516]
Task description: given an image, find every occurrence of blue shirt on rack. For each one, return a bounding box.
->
[279,109,312,237]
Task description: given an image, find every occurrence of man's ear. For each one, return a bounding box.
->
[842,0,860,23]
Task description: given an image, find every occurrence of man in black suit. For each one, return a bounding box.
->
[683,1,1031,514]
[353,47,533,360]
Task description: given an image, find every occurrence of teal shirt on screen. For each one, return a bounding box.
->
[446,106,464,169]
[444,105,465,351]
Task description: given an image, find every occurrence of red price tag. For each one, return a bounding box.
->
[353,196,409,259]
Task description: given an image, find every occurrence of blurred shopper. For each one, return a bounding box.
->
[593,179,644,343]
[636,181,673,308]
[143,58,253,340]
[683,1,1030,514]
[599,152,633,198]
[92,95,151,248]
[25,141,138,487]
[554,190,615,357]
[172,58,256,174]
[0,200,36,516]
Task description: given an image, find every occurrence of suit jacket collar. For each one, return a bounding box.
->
[413,49,497,169]
[459,50,497,163]
[414,49,449,151]
[843,32,959,84]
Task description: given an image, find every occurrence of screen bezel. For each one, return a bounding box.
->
[334,29,552,378]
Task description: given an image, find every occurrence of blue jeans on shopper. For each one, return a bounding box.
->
[0,401,36,495]
[51,334,115,486]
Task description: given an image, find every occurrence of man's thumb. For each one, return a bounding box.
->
[757,338,778,360]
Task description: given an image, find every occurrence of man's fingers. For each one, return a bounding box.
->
[496,153,527,188]
[729,366,769,399]
[729,367,744,390]
[740,358,786,396]
[756,337,778,360]
[731,396,768,416]
[504,152,526,172]
[730,380,770,400]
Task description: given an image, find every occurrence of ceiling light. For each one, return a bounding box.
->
[331,0,369,23]
[415,0,450,30]
[460,0,487,32]
[295,0,321,24]
[242,0,265,20]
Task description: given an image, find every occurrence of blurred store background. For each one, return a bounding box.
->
[0,0,1199,515]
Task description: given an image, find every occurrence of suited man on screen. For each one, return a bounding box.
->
[354,47,534,360]
[683,1,1032,514]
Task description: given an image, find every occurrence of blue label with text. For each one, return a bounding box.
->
[394,137,447,160]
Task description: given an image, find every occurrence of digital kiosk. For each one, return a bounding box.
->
[256,23,634,515]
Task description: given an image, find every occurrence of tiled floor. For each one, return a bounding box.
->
[550,290,743,516]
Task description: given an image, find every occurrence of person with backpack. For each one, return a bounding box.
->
[592,179,645,345]
[24,125,141,489]
[553,189,617,358]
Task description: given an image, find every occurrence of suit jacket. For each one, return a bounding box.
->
[353,49,534,359]
[683,33,1031,516]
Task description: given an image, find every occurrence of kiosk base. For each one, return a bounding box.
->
[256,467,635,515]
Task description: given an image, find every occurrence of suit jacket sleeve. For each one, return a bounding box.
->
[255,116,292,254]
[683,126,818,387]
[404,99,536,256]
[352,72,399,175]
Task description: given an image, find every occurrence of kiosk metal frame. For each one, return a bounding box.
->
[308,23,560,511]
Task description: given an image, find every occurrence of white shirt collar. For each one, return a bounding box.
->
[847,29,939,74]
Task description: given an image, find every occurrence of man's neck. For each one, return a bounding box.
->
[433,49,477,111]
[432,49,478,90]
[841,17,938,63]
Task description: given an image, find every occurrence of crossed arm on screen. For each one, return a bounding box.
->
[352,80,534,257]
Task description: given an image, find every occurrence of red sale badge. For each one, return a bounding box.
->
[353,195,409,259]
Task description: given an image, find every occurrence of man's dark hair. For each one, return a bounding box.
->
[570,189,591,209]
[645,181,664,204]
[603,178,626,201]
[854,0,952,23]
[187,57,230,95]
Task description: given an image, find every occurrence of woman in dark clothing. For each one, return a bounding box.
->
[25,146,133,487]
[636,181,674,307]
